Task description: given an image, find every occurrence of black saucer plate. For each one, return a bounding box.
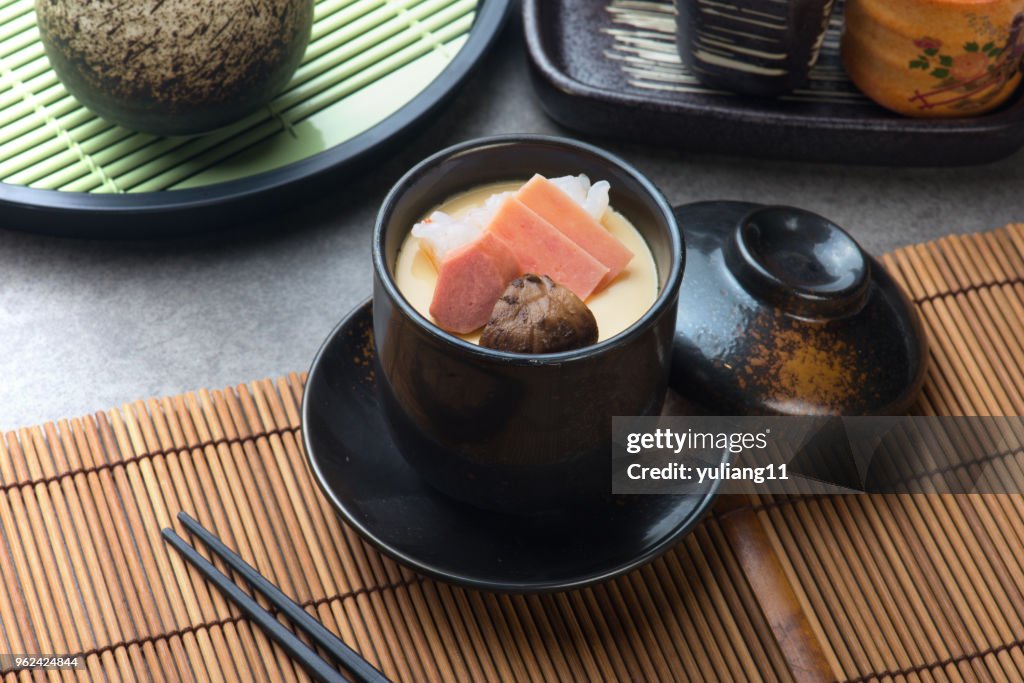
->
[301,299,720,593]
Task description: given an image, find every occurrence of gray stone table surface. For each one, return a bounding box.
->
[2,15,1024,431]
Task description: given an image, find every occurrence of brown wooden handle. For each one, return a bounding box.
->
[717,496,838,682]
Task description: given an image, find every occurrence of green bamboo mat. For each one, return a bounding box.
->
[0,0,475,194]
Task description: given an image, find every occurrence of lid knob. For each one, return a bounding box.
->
[725,206,871,318]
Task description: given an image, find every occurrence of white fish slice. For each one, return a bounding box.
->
[412,191,512,263]
[549,174,611,220]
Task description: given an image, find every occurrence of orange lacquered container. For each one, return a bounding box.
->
[842,0,1024,117]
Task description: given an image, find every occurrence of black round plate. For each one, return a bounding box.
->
[301,300,721,593]
[0,0,511,239]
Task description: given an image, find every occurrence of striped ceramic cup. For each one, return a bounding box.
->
[676,0,837,95]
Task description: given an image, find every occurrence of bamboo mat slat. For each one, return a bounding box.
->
[2,224,1024,682]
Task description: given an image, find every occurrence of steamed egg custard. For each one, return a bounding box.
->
[395,177,659,346]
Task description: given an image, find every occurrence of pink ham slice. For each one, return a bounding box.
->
[517,175,634,287]
[486,197,609,301]
[429,232,519,334]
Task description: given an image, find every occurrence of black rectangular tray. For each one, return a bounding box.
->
[523,0,1024,166]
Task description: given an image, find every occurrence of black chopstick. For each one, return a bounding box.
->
[173,512,390,683]
[162,528,349,683]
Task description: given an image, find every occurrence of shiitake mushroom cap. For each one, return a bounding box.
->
[480,274,599,354]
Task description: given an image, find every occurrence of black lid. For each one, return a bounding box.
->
[671,201,928,416]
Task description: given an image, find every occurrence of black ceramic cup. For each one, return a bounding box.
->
[676,0,836,96]
[372,136,684,515]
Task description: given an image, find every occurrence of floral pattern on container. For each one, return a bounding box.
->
[907,13,1024,112]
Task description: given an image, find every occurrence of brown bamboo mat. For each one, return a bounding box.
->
[1,225,1024,683]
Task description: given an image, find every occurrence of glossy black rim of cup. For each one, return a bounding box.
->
[372,134,684,364]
